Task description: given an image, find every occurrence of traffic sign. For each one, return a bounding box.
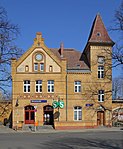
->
[59,100,64,108]
[52,101,58,108]
[52,100,64,109]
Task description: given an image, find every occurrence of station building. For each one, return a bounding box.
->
[11,14,115,129]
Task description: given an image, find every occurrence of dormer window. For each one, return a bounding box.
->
[97,32,101,37]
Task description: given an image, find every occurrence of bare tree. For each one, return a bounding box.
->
[112,78,123,99]
[0,7,23,96]
[111,1,123,66]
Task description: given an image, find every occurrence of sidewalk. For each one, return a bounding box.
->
[0,125,122,134]
[0,125,16,133]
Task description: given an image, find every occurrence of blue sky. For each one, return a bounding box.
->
[0,0,122,77]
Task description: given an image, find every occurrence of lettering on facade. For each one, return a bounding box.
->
[31,100,47,103]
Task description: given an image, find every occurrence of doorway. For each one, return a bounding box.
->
[43,105,54,125]
[25,105,35,124]
[97,111,105,126]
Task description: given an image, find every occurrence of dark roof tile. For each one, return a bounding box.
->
[50,48,89,70]
[88,14,114,45]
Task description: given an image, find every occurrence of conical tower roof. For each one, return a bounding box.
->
[88,13,114,45]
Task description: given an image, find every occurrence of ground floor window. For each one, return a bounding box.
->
[74,106,82,121]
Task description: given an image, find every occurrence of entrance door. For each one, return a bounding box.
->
[25,105,35,124]
[43,105,54,125]
[97,111,105,126]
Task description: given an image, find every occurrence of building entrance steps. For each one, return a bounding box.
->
[22,124,54,132]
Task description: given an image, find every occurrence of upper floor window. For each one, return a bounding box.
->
[98,66,104,79]
[34,63,38,71]
[98,57,105,64]
[36,80,42,92]
[74,106,82,121]
[25,65,29,72]
[98,90,104,102]
[40,63,44,71]
[49,65,53,72]
[24,80,30,93]
[74,81,81,92]
[33,53,44,72]
[47,80,54,93]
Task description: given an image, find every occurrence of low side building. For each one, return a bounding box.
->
[112,99,123,126]
[11,14,115,130]
[0,100,12,125]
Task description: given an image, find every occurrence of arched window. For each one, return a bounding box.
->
[74,106,82,121]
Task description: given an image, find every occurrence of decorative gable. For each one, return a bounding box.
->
[16,33,61,73]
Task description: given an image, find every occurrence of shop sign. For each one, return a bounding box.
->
[52,101,58,108]
[85,103,93,107]
[52,100,64,109]
[59,100,64,108]
[31,100,47,103]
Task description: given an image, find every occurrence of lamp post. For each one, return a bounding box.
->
[15,99,19,107]
[15,98,19,130]
[34,106,37,131]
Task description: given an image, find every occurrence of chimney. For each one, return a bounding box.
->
[60,42,64,57]
[36,32,42,40]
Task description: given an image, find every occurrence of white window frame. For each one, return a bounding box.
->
[98,66,104,79]
[74,81,81,92]
[47,80,54,93]
[24,80,30,93]
[98,90,104,102]
[74,106,82,121]
[34,63,38,71]
[35,80,42,93]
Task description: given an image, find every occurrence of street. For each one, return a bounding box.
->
[0,130,123,149]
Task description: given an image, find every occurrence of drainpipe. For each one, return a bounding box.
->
[66,68,68,121]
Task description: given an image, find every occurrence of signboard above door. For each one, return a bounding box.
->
[31,100,47,103]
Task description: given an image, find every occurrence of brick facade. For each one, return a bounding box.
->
[11,14,118,129]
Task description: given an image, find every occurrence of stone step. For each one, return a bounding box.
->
[22,125,54,131]
[38,125,54,129]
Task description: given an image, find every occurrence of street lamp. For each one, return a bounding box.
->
[15,99,19,107]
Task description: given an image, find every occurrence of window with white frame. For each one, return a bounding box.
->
[47,80,54,93]
[24,80,30,92]
[36,80,42,92]
[74,106,82,121]
[40,63,44,71]
[98,66,104,78]
[74,81,81,92]
[34,63,38,71]
[98,90,104,102]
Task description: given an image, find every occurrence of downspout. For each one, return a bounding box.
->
[66,66,68,121]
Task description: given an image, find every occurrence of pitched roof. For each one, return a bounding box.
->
[88,14,114,45]
[50,48,89,70]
